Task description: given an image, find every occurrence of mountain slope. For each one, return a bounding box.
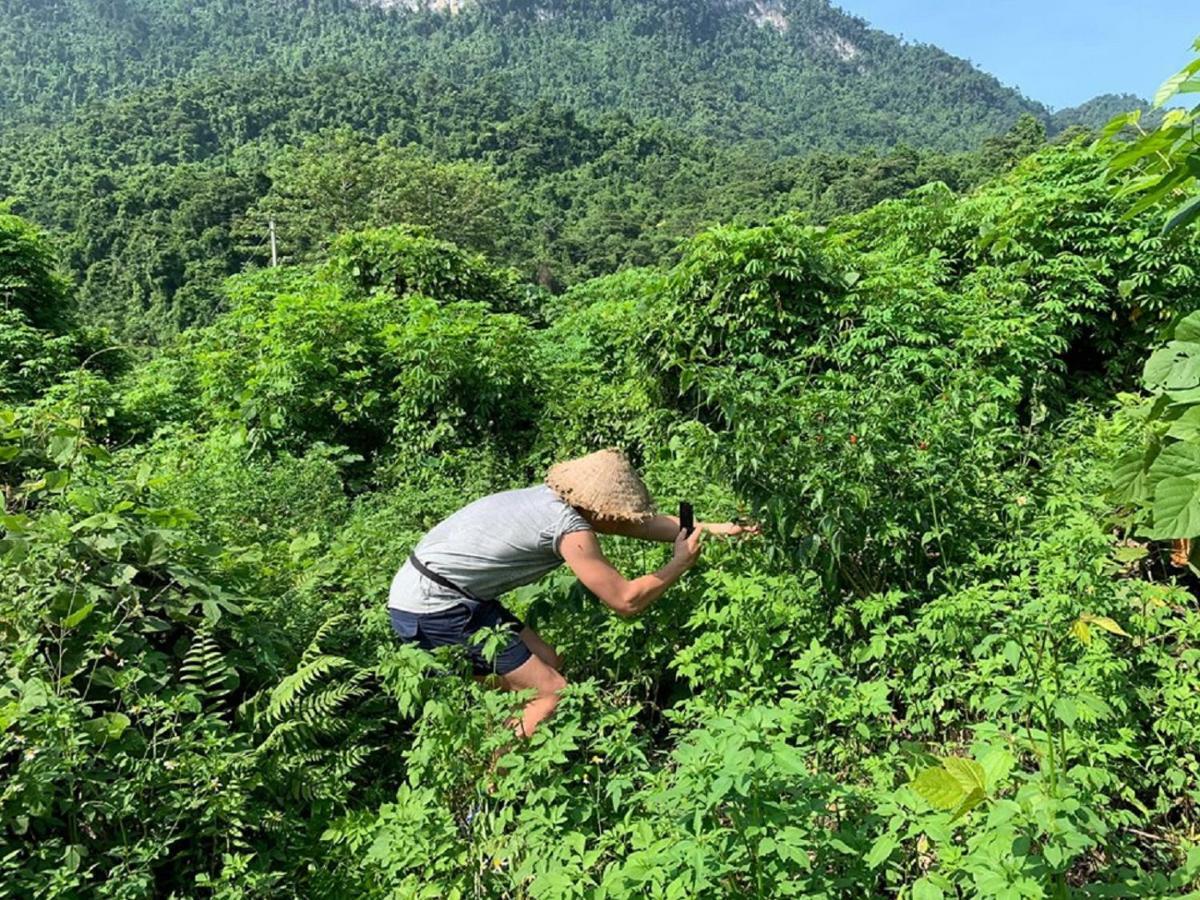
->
[2,0,1065,152]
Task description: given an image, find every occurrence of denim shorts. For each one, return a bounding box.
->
[388,602,532,676]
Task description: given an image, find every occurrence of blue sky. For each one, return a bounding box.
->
[835,1,1198,110]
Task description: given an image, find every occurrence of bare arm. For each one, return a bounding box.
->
[559,527,702,617]
[595,514,761,542]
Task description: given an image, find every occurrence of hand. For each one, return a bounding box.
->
[702,520,762,538]
[673,526,703,570]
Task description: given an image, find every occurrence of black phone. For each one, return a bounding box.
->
[679,501,694,537]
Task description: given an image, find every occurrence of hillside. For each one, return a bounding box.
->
[2,2,1199,895]
[2,0,1071,151]
[0,0,1098,344]
[3,130,1200,895]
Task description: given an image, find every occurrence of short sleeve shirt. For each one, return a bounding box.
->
[388,484,593,614]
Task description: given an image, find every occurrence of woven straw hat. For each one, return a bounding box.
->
[546,448,656,523]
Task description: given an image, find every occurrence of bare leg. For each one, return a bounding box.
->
[497,653,566,738]
[518,625,563,671]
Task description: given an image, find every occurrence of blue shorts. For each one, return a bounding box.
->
[388,602,532,676]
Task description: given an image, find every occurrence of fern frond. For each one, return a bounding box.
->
[265,654,353,723]
[180,631,236,705]
[301,614,353,665]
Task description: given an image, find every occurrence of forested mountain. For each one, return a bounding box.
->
[1050,92,1152,132]
[1,0,1091,149]
[0,0,1145,343]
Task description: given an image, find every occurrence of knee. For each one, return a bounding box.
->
[541,670,567,700]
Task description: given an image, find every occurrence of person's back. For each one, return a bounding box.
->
[388,484,592,615]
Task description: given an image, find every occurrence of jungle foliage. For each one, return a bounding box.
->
[3,6,1200,897]
[4,104,1200,896]
[0,74,1049,345]
[0,0,1099,344]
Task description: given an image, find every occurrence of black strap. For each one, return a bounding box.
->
[408,553,490,608]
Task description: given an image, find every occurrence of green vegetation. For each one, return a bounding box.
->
[5,114,1200,893]
[0,0,1102,344]
[4,2,1200,896]
[0,73,1052,346]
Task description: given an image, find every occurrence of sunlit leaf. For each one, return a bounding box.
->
[912,766,965,812]
[865,834,897,869]
[1079,613,1131,638]
[1071,618,1092,646]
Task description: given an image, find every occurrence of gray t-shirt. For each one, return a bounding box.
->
[388,484,593,614]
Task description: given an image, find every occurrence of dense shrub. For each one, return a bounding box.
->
[5,121,1200,898]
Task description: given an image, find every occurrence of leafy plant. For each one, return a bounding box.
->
[1102,37,1200,234]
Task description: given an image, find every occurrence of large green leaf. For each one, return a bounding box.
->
[1111,449,1150,504]
[911,756,989,820]
[1148,474,1200,539]
[1146,442,1200,492]
[1166,405,1200,441]
[1164,192,1200,235]
[942,756,986,794]
[1155,56,1200,107]
[1143,341,1200,393]
[1175,311,1200,344]
[912,766,964,811]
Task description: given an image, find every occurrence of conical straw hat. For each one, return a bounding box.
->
[546,448,656,523]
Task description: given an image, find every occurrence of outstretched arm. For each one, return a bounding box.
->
[594,514,760,542]
[560,527,702,617]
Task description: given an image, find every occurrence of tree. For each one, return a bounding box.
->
[240,129,516,264]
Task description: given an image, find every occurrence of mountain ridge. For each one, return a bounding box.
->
[0,0,1132,150]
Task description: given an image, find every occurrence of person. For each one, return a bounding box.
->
[386,448,758,738]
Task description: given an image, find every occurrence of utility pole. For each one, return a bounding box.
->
[269,218,278,268]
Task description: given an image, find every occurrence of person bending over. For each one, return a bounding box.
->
[386,448,758,737]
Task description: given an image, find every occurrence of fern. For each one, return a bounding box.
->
[256,614,381,804]
[180,630,236,708]
[265,655,353,724]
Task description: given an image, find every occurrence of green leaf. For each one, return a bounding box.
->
[1146,443,1200,491]
[1176,311,1200,345]
[1079,613,1131,638]
[1166,405,1200,441]
[1156,65,1198,107]
[43,470,69,492]
[134,531,171,567]
[912,766,966,812]
[1111,449,1149,504]
[865,834,897,869]
[1071,617,1092,646]
[83,712,131,743]
[942,756,986,796]
[1054,697,1078,727]
[1164,192,1200,235]
[1143,341,1200,393]
[1112,544,1149,563]
[976,747,1014,792]
[948,788,987,821]
[912,877,945,900]
[1148,474,1200,539]
[62,602,94,629]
